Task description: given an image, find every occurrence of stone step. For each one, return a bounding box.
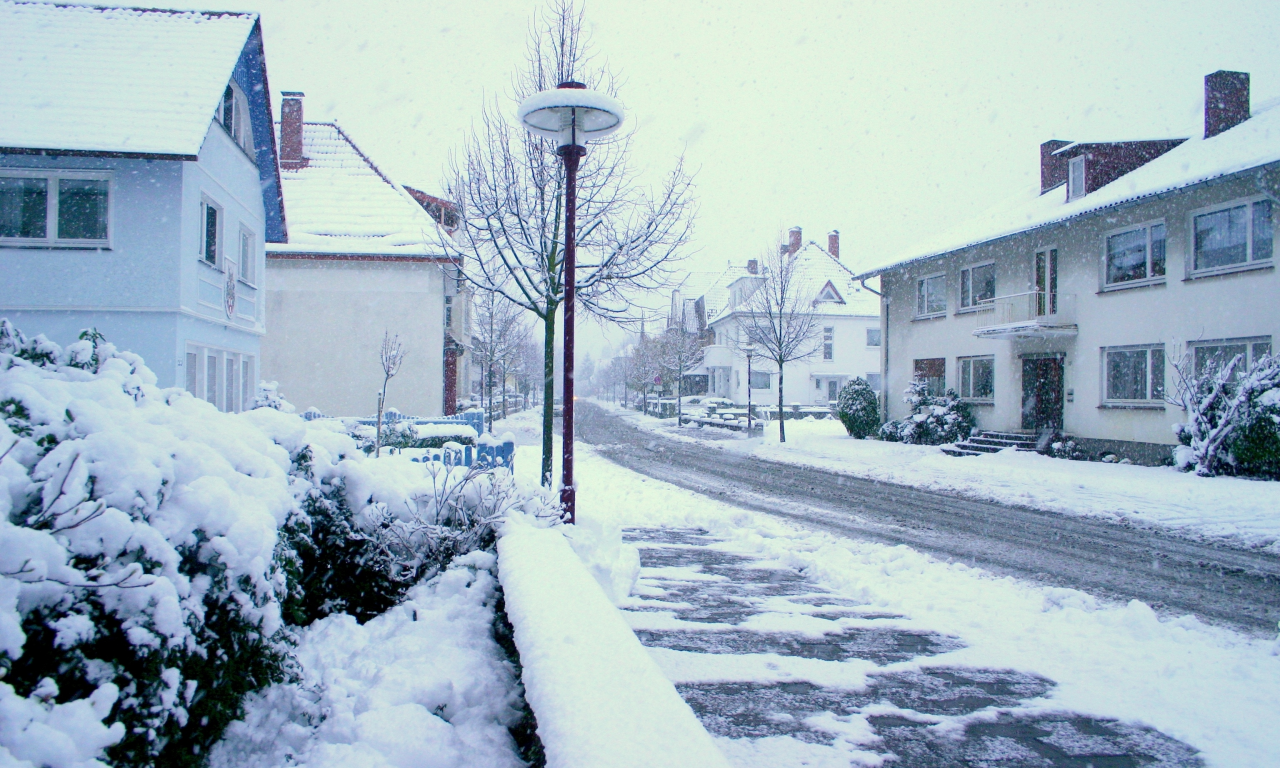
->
[940,445,984,457]
[967,437,1036,449]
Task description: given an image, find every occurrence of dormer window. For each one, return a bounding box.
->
[219,82,254,156]
[1067,156,1086,200]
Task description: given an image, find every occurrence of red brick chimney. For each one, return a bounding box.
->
[280,91,308,170]
[1040,140,1071,193]
[1204,71,1250,139]
[827,230,839,259]
[747,259,759,275]
[788,226,801,255]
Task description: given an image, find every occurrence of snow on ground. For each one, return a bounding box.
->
[532,431,1280,767]
[599,401,1280,553]
[211,552,524,768]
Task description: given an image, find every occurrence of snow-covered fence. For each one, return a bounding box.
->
[409,435,516,471]
[357,408,486,437]
[497,517,731,768]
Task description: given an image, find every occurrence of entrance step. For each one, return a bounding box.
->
[945,430,1053,457]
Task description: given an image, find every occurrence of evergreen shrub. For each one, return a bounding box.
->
[835,378,881,438]
[878,378,975,445]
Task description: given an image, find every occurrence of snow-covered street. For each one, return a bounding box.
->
[486,407,1280,766]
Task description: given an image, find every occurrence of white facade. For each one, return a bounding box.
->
[0,4,283,412]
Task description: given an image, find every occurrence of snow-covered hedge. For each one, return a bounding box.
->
[1171,352,1280,478]
[835,377,880,438]
[0,321,554,766]
[878,378,975,445]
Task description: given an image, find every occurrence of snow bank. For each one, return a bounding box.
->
[497,515,730,768]
[210,552,524,768]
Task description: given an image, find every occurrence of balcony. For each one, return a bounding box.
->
[973,291,1077,340]
[700,344,734,368]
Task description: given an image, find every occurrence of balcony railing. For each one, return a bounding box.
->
[973,291,1078,339]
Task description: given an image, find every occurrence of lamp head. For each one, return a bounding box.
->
[518,82,625,149]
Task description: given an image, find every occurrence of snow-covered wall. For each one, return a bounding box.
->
[497,517,731,768]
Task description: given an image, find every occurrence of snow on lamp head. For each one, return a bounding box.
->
[517,81,625,149]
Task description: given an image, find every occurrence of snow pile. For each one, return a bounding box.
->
[498,514,730,768]
[209,552,525,768]
[564,515,641,604]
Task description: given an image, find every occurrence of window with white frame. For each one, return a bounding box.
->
[958,356,995,401]
[916,274,946,317]
[865,372,882,392]
[1068,156,1085,200]
[200,199,221,266]
[1192,198,1273,273]
[1190,337,1272,380]
[866,327,881,347]
[815,378,822,390]
[220,82,255,155]
[914,357,946,396]
[828,380,838,401]
[749,370,771,389]
[959,262,995,308]
[0,171,109,246]
[822,327,834,360]
[1105,221,1166,286]
[238,226,255,284]
[186,345,255,412]
[1103,345,1165,404]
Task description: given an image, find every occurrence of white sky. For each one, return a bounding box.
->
[180,0,1280,359]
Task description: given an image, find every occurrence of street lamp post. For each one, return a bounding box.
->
[744,346,755,433]
[518,82,624,524]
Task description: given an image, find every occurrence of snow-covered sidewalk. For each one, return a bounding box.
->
[547,436,1280,767]
[600,401,1280,553]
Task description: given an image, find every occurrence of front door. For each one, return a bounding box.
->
[1021,356,1064,431]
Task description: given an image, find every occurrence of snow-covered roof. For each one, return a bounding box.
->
[268,123,451,259]
[710,242,880,325]
[0,1,258,157]
[854,100,1280,279]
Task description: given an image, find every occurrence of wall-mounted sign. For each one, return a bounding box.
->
[224,265,237,318]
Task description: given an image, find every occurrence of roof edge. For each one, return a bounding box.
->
[0,146,197,161]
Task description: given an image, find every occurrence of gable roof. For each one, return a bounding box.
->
[267,122,452,260]
[710,242,880,325]
[0,1,261,158]
[854,100,1280,279]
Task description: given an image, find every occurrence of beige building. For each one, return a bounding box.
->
[262,93,465,417]
[855,71,1278,463]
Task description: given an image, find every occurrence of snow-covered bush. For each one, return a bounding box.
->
[835,378,880,438]
[1171,353,1280,478]
[251,380,295,412]
[352,420,480,454]
[878,378,975,445]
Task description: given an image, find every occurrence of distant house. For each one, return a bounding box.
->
[261,93,461,417]
[0,1,284,412]
[853,71,1278,463]
[689,228,881,406]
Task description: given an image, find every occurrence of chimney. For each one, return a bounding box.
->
[1040,140,1071,193]
[280,91,308,169]
[827,230,840,259]
[1204,70,1250,139]
[788,226,802,255]
[747,259,759,275]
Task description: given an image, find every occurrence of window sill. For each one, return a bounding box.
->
[2,241,111,250]
[1186,260,1273,281]
[198,259,223,273]
[237,278,257,289]
[962,399,995,405]
[912,312,947,322]
[954,303,994,315]
[1098,403,1166,410]
[1098,278,1166,294]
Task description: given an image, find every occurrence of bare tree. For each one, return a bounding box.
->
[472,287,529,431]
[375,331,407,458]
[738,248,821,442]
[444,0,696,486]
[655,305,707,426]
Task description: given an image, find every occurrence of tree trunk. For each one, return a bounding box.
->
[540,307,557,487]
[502,361,508,419]
[374,390,385,457]
[777,367,786,443]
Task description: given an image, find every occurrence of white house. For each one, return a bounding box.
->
[853,71,1279,464]
[695,228,882,407]
[0,1,284,412]
[261,93,462,417]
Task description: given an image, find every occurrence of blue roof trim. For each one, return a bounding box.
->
[232,20,287,243]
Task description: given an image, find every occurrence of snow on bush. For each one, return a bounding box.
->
[878,378,975,445]
[834,377,880,438]
[251,380,295,412]
[0,321,555,766]
[1170,352,1280,478]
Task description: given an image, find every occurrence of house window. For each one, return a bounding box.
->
[238,227,255,283]
[242,357,254,408]
[749,370,770,389]
[866,328,881,347]
[1103,346,1165,403]
[914,358,945,396]
[959,356,995,401]
[206,353,219,407]
[0,171,109,245]
[221,83,255,155]
[823,327,834,360]
[1068,156,1085,200]
[866,373,882,392]
[200,199,221,266]
[815,378,822,390]
[1190,337,1271,380]
[916,274,946,317]
[959,263,996,308]
[1105,222,1166,286]
[1193,199,1273,273]
[186,352,198,394]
